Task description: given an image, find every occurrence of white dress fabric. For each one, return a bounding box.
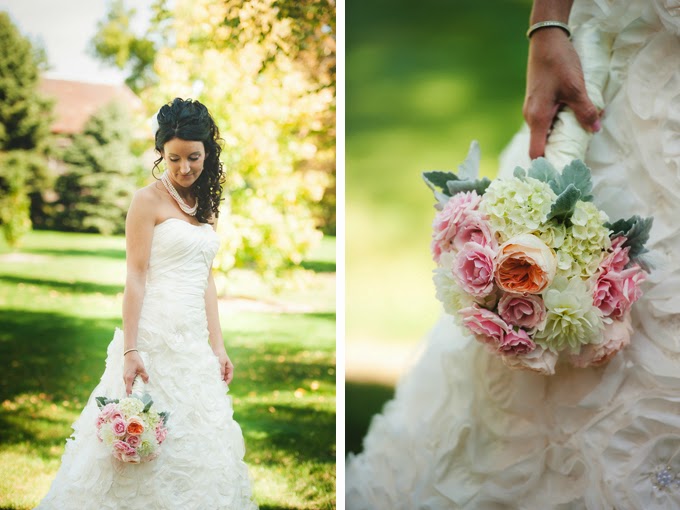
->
[36,218,257,510]
[346,1,680,509]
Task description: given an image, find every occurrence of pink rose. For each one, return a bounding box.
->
[570,315,632,368]
[498,328,536,355]
[600,236,630,273]
[593,265,645,319]
[112,440,140,463]
[126,435,141,447]
[155,424,168,444]
[453,242,496,298]
[497,293,547,330]
[112,418,127,437]
[460,305,508,348]
[98,403,117,421]
[95,415,106,430]
[452,212,496,252]
[431,191,482,261]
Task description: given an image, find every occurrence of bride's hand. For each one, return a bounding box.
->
[123,352,150,395]
[524,28,601,159]
[215,350,235,384]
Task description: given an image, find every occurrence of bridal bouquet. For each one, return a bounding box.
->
[95,394,169,463]
[425,142,652,375]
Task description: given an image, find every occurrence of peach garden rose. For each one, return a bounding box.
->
[495,234,557,294]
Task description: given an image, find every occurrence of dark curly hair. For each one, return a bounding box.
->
[152,98,225,224]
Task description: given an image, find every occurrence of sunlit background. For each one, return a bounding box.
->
[0,1,336,508]
[346,0,533,454]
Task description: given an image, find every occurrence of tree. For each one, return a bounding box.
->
[0,12,53,246]
[54,102,138,235]
[93,0,336,280]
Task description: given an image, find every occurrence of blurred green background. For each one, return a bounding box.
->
[346,0,533,454]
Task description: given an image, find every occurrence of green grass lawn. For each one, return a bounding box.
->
[0,230,336,510]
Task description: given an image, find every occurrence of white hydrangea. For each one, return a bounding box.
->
[557,201,611,278]
[99,424,116,447]
[433,252,474,319]
[118,397,144,418]
[481,177,557,242]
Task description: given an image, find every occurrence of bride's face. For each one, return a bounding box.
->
[161,138,206,189]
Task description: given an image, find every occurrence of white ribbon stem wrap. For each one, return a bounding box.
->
[544,24,614,170]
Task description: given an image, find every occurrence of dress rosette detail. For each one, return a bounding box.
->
[425,142,652,374]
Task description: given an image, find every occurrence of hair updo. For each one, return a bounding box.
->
[152,98,225,224]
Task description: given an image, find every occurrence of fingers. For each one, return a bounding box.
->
[525,101,559,160]
[125,374,134,396]
[224,362,234,385]
[569,92,601,132]
[139,369,150,384]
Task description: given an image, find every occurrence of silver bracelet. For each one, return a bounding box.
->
[527,21,572,40]
[123,348,138,356]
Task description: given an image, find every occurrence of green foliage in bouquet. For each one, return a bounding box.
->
[96,394,170,423]
[514,158,595,225]
[606,215,654,268]
[423,141,491,204]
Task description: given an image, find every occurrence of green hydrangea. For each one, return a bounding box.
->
[534,222,567,249]
[118,397,144,418]
[535,276,603,352]
[481,177,557,242]
[556,201,611,278]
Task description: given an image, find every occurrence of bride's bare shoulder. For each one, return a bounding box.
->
[127,182,164,223]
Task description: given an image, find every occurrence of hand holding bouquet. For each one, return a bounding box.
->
[95,394,169,463]
[425,142,652,375]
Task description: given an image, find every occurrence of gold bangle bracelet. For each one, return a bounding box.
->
[123,348,139,356]
[526,21,572,40]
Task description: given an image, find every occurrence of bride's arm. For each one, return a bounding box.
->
[122,189,155,394]
[524,0,600,159]
[205,220,235,385]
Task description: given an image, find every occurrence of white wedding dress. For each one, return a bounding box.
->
[36,218,257,510]
[346,1,680,509]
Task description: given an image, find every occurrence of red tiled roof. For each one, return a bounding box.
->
[38,78,143,135]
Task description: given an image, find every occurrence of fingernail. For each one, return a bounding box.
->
[593,120,602,132]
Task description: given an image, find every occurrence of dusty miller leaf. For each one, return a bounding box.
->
[422,171,458,196]
[553,160,594,201]
[547,184,581,223]
[447,177,491,196]
[513,166,527,180]
[528,158,559,185]
[606,215,654,264]
[457,140,481,181]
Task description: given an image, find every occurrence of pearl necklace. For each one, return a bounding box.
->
[161,171,198,216]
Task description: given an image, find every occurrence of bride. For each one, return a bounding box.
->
[36,98,257,509]
[346,0,680,508]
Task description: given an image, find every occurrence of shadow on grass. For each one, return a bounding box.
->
[0,309,119,404]
[241,402,335,465]
[345,380,395,456]
[22,247,126,260]
[0,275,123,295]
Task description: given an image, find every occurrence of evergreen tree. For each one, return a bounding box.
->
[55,102,137,235]
[0,12,53,246]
